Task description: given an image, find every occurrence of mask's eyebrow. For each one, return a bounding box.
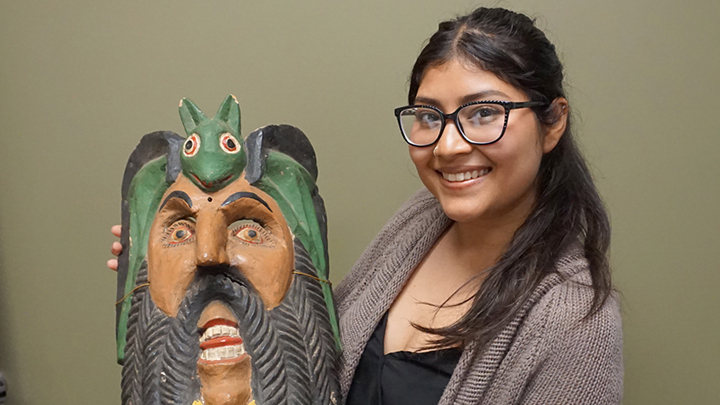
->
[221,191,272,212]
[159,190,193,211]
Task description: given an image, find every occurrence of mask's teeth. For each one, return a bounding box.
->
[200,344,245,361]
[199,323,245,362]
[200,324,240,343]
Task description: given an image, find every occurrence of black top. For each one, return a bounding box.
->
[346,313,462,405]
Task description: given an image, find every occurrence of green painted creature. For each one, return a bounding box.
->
[178,95,246,192]
[116,95,340,405]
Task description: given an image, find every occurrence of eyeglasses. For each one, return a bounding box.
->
[394,100,548,147]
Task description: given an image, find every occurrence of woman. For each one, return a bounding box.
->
[334,7,622,405]
[110,6,622,404]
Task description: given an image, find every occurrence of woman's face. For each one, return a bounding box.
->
[409,58,564,229]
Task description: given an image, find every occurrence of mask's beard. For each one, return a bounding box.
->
[264,241,339,405]
[121,239,339,405]
[121,262,203,405]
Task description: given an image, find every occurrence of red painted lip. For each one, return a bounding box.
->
[200,336,243,350]
[197,318,246,365]
[200,318,238,330]
[191,172,233,189]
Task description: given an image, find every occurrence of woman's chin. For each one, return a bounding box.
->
[436,200,487,224]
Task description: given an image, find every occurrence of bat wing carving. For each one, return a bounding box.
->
[115,131,184,363]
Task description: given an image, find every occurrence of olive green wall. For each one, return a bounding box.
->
[0,0,717,403]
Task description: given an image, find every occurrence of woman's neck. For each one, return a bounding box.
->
[443,196,535,270]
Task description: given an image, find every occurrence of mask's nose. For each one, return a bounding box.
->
[194,214,229,267]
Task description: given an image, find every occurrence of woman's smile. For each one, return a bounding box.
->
[438,167,492,183]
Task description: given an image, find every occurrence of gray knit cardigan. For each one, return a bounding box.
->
[334,189,623,405]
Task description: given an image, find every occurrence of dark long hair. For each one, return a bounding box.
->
[410,7,612,349]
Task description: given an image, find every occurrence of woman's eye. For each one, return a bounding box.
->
[417,110,441,128]
[229,220,271,246]
[465,105,503,126]
[162,220,195,246]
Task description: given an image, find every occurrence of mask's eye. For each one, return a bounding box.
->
[220,133,240,154]
[229,220,272,246]
[183,134,201,157]
[162,220,196,247]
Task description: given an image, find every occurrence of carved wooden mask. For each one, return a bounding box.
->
[115,96,340,405]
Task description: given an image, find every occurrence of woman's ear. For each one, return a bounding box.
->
[542,97,568,153]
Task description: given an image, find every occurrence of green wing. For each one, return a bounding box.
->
[255,151,337,346]
[116,131,184,364]
[246,125,340,350]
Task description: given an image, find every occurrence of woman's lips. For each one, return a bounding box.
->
[439,167,491,182]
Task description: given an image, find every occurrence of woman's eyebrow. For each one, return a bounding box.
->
[414,90,510,107]
[459,90,509,104]
[413,96,441,106]
[221,191,272,212]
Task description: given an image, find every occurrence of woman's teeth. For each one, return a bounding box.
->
[442,168,490,182]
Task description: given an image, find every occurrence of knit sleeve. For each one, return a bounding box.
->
[519,276,624,405]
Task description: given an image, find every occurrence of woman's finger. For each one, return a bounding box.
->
[111,241,123,256]
[107,259,118,272]
[111,225,122,238]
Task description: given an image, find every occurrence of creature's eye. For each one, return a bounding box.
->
[229,220,272,246]
[162,220,196,247]
[220,133,240,154]
[183,134,201,157]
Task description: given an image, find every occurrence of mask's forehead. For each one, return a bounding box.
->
[159,174,286,220]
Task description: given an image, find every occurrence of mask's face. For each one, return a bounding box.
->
[146,173,295,405]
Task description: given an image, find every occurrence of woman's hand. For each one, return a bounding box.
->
[107,225,122,271]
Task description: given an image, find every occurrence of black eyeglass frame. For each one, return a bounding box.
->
[393,100,548,147]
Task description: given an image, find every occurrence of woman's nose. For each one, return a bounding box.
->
[434,120,473,157]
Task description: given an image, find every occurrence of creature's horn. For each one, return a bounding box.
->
[215,94,241,136]
[178,98,208,135]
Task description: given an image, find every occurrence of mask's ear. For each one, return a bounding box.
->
[179,98,208,135]
[215,94,241,136]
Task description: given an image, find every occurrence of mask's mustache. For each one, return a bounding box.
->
[183,262,283,404]
[195,264,251,288]
[181,264,257,330]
